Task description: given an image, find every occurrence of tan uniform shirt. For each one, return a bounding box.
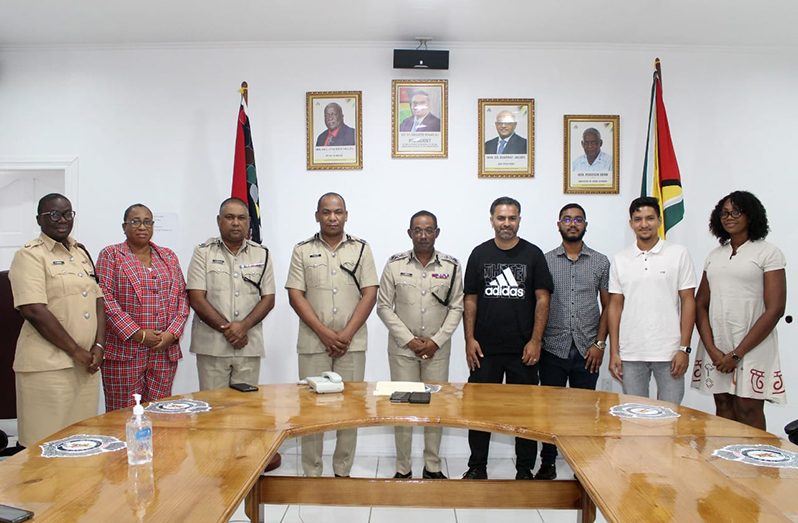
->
[377,250,464,357]
[9,233,102,372]
[285,234,378,354]
[186,237,275,357]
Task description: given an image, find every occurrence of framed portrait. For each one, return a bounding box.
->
[306,91,362,170]
[563,115,620,194]
[478,99,534,178]
[391,79,447,158]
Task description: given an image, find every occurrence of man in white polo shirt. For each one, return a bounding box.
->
[607,196,696,404]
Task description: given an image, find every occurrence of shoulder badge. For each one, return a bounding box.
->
[198,237,220,248]
[346,234,367,245]
[389,251,410,263]
[23,238,44,249]
[296,235,317,247]
[439,253,459,266]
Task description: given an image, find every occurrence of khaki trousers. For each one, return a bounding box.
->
[388,351,449,474]
[196,354,261,391]
[16,366,100,447]
[298,351,365,477]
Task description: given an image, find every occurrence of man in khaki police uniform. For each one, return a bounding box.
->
[187,197,275,390]
[377,210,464,480]
[9,193,105,447]
[286,192,378,477]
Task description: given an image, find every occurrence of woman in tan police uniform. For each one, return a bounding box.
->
[9,193,105,447]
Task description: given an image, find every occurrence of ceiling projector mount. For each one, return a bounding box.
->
[393,37,449,70]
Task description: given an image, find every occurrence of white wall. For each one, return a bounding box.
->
[1,42,796,457]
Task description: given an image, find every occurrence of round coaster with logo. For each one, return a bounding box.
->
[144,399,211,414]
[713,444,798,469]
[609,403,680,419]
[41,434,126,458]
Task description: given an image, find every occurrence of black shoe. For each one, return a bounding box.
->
[534,463,557,480]
[515,468,535,480]
[393,471,412,479]
[334,474,350,478]
[422,468,447,479]
[462,466,487,480]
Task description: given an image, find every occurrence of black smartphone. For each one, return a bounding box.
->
[230,383,258,392]
[409,391,431,404]
[0,505,33,523]
[390,391,412,403]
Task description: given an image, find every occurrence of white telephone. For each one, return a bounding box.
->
[307,371,344,394]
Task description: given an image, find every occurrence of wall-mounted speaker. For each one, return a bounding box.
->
[393,49,449,70]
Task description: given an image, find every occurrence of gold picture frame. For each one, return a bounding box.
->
[563,114,620,194]
[391,79,447,158]
[306,91,363,170]
[478,99,534,178]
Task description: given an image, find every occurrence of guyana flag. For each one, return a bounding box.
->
[641,59,684,239]
[231,86,262,243]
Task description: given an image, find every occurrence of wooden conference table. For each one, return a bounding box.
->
[0,382,796,522]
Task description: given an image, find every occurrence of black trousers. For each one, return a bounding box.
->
[467,353,539,472]
[538,343,599,464]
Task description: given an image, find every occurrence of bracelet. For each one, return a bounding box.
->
[593,340,606,351]
[93,342,104,351]
[140,331,146,343]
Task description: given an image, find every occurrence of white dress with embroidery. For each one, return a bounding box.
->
[691,240,787,403]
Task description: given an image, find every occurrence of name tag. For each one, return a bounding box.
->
[309,253,322,258]
[212,259,225,265]
[432,273,449,279]
[52,260,65,265]
[239,262,264,269]
[400,272,413,277]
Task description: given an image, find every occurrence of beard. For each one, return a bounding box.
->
[559,228,586,243]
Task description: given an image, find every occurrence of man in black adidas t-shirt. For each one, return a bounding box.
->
[462,196,553,480]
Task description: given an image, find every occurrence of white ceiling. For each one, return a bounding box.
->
[1,0,796,48]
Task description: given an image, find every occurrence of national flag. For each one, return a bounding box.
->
[231,83,261,243]
[641,58,684,239]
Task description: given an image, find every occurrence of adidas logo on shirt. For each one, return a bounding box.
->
[484,266,526,298]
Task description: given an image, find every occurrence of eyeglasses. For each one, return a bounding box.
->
[411,227,437,236]
[720,209,743,219]
[39,210,76,222]
[124,219,156,228]
[559,216,585,225]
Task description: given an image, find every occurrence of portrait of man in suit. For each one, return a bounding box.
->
[571,127,612,173]
[316,102,356,147]
[399,91,441,133]
[484,110,528,155]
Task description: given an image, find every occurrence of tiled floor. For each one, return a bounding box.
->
[229,442,609,523]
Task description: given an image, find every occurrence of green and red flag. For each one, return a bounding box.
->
[231,82,261,243]
[641,58,684,239]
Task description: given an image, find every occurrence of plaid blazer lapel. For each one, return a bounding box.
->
[119,242,145,303]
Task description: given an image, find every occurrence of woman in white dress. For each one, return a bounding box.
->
[693,191,786,430]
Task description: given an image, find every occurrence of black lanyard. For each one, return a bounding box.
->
[339,241,366,291]
[241,246,269,293]
[76,243,99,284]
[431,260,457,307]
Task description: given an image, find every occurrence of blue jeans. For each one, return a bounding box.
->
[538,344,599,465]
[621,360,684,405]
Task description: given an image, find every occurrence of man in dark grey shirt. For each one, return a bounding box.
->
[537,203,610,480]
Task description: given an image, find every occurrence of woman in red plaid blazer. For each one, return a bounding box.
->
[96,204,190,411]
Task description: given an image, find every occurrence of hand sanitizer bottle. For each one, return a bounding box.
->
[126,393,153,465]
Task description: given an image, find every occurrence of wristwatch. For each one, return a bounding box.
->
[731,351,741,362]
[679,346,692,354]
[593,340,606,351]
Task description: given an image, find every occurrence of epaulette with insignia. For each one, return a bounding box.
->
[197,237,219,248]
[23,238,43,249]
[346,234,367,245]
[296,235,317,247]
[439,253,460,265]
[389,251,411,262]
